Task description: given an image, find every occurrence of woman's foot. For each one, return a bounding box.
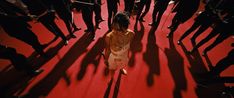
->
[120,68,127,75]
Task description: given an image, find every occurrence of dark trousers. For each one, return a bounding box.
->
[39,13,67,40]
[82,7,94,33]
[152,1,169,23]
[94,3,102,25]
[107,0,118,30]
[124,0,135,14]
[136,0,151,20]
[2,25,45,56]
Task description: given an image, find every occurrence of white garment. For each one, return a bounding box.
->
[108,43,130,70]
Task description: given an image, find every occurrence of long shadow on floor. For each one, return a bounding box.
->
[23,33,94,97]
[129,22,144,67]
[164,37,187,98]
[104,72,122,98]
[179,43,227,98]
[0,34,69,97]
[77,37,105,80]
[143,22,161,86]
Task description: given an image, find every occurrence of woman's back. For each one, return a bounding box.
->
[107,29,134,55]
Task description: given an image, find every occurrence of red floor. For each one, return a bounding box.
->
[0,1,234,98]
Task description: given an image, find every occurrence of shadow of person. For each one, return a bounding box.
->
[77,37,105,80]
[129,22,144,67]
[23,33,93,98]
[103,71,122,98]
[113,72,122,98]
[0,68,33,98]
[201,49,234,84]
[179,43,227,98]
[164,37,187,98]
[143,25,160,86]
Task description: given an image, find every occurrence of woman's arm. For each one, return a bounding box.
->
[104,34,111,65]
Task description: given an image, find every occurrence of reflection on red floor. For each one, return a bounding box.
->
[0,1,233,98]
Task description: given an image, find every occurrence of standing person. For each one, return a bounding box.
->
[135,0,151,25]
[177,9,215,45]
[22,0,69,45]
[0,1,47,57]
[63,0,81,32]
[167,0,200,38]
[106,0,119,31]
[43,0,80,38]
[104,12,135,79]
[93,0,104,29]
[124,0,135,16]
[149,0,170,26]
[73,0,95,39]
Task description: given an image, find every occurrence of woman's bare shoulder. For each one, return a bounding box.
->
[127,29,135,37]
[106,31,113,38]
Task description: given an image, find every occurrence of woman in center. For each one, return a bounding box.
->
[104,11,135,76]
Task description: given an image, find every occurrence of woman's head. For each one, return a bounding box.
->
[111,12,130,32]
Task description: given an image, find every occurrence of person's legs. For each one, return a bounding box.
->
[139,0,151,21]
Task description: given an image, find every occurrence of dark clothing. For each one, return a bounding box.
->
[136,0,151,21]
[124,0,135,14]
[73,0,95,33]
[172,0,200,23]
[0,45,33,72]
[194,15,234,51]
[23,0,67,40]
[0,3,45,56]
[42,0,76,35]
[107,0,118,30]
[93,0,103,26]
[179,10,215,41]
[152,0,170,23]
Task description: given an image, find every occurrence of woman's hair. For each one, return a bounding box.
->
[111,11,130,32]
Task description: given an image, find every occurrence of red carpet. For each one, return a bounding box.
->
[0,1,234,98]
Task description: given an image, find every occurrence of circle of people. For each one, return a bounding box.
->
[0,0,233,79]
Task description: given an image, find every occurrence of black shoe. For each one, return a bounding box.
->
[88,33,95,41]
[96,26,101,29]
[27,69,44,76]
[148,22,156,26]
[98,19,105,22]
[84,29,90,33]
[70,34,77,38]
[166,33,172,38]
[73,27,81,33]
[202,50,207,56]
[139,18,145,22]
[167,25,174,29]
[167,25,172,29]
[177,40,182,45]
[63,40,69,46]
